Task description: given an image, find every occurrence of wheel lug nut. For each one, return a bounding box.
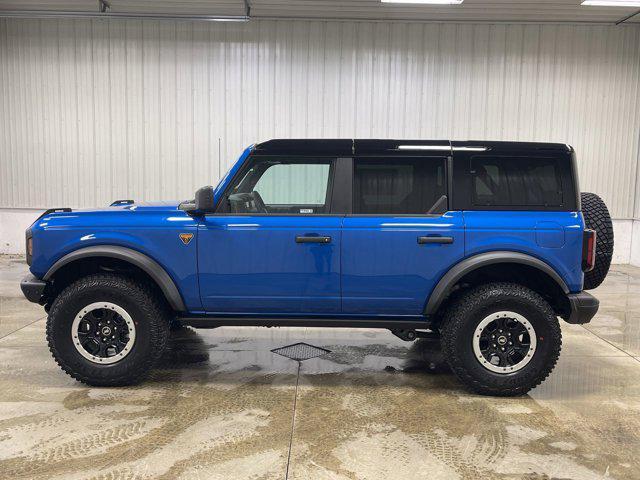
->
[492,344,497,348]
[501,347,505,351]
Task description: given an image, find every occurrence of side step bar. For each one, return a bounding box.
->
[178,315,433,331]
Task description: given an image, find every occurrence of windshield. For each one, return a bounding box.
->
[212,146,254,202]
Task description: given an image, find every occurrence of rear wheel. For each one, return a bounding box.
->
[47,273,170,386]
[440,282,561,396]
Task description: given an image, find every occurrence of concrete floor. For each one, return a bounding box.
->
[0,256,639,480]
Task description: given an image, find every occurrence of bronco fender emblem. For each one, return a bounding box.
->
[179,233,194,245]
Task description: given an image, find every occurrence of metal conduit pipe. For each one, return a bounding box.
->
[0,11,250,22]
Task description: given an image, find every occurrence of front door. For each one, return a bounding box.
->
[341,155,465,316]
[198,156,341,314]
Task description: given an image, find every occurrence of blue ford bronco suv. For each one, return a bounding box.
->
[21,139,613,396]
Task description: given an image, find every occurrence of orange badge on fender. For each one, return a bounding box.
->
[179,233,194,245]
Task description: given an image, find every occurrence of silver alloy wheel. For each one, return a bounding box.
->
[472,311,537,374]
[71,302,136,364]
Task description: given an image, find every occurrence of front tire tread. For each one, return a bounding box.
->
[46,273,169,387]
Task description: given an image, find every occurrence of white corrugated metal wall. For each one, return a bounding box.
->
[0,19,639,219]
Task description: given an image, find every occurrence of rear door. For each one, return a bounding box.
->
[342,145,465,316]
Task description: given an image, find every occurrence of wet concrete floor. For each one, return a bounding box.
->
[0,255,639,479]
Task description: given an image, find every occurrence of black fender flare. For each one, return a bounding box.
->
[43,246,186,312]
[424,251,570,315]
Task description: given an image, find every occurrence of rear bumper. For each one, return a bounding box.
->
[20,274,47,304]
[565,291,599,324]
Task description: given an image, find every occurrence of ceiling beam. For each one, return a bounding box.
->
[0,8,634,25]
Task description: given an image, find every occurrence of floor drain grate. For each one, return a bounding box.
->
[271,342,331,361]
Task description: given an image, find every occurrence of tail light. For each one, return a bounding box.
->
[26,230,33,266]
[582,229,596,272]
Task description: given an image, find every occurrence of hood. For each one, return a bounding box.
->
[30,200,186,230]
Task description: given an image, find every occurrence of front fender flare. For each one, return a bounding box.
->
[424,251,570,315]
[43,245,186,312]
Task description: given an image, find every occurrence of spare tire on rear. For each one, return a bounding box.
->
[581,192,614,290]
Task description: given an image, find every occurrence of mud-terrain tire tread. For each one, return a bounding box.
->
[581,192,614,290]
[441,282,562,397]
[46,273,169,386]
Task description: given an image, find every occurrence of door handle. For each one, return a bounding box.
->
[417,236,454,245]
[296,236,332,244]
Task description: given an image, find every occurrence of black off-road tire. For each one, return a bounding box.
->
[440,283,562,396]
[46,273,170,386]
[581,192,614,290]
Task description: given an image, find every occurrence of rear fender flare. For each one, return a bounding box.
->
[425,251,570,315]
[43,245,186,312]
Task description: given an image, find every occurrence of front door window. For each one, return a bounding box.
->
[223,157,334,215]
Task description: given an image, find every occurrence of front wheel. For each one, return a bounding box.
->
[440,283,561,396]
[47,273,170,386]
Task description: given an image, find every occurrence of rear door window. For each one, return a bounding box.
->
[353,157,447,214]
[471,156,563,207]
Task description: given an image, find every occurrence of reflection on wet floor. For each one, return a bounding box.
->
[1,255,640,479]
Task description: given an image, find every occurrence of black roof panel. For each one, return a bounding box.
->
[451,140,572,154]
[253,139,353,156]
[252,139,571,157]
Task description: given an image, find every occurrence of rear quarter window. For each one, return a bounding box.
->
[471,156,563,208]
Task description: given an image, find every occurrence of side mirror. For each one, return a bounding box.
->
[195,186,215,212]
